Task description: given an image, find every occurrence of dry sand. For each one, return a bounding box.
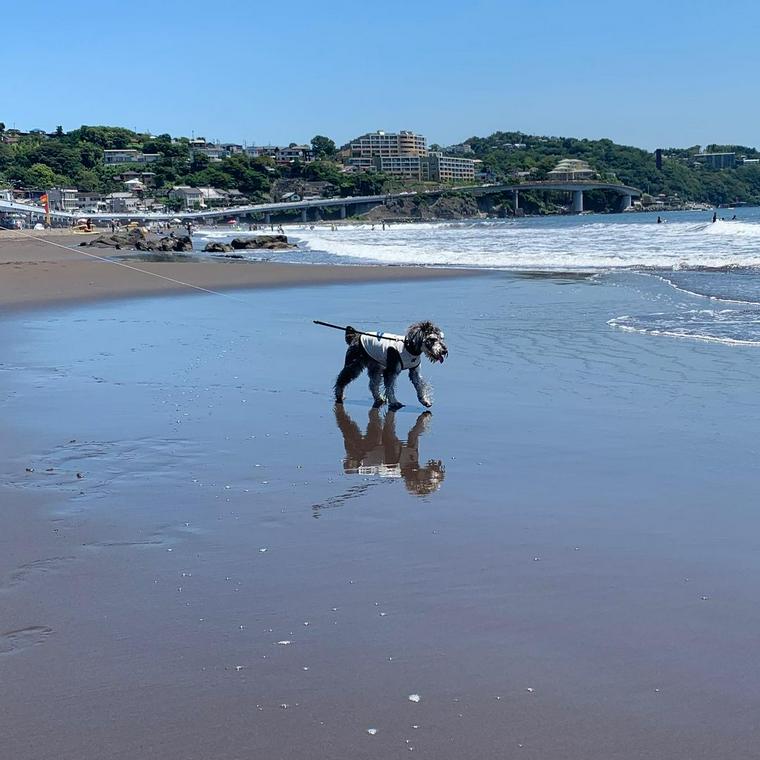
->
[0,230,475,311]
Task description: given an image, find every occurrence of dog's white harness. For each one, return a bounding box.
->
[360,332,421,370]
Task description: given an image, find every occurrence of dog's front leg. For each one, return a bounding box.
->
[409,367,432,407]
[383,351,404,410]
[367,362,385,407]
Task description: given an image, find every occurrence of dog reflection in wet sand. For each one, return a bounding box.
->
[334,405,445,496]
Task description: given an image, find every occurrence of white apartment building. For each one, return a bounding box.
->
[373,155,423,179]
[345,130,427,171]
[103,149,161,165]
[48,187,79,211]
[245,145,314,164]
[422,153,476,182]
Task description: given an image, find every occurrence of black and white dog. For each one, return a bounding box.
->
[334,321,448,410]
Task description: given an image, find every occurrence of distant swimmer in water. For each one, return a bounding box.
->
[712,211,718,223]
[657,216,662,224]
[732,214,737,220]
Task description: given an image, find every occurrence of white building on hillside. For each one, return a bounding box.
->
[103,149,161,165]
[547,159,595,181]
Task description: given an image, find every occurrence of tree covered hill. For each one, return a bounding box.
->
[466,131,760,205]
[2,124,760,208]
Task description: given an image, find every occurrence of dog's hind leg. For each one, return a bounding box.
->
[367,363,385,407]
[334,345,366,403]
[409,366,432,408]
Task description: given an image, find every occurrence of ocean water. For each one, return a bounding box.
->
[196,208,760,345]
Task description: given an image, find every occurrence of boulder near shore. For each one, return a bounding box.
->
[80,228,193,252]
[202,235,295,254]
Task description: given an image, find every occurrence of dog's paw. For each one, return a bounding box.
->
[372,398,386,408]
[420,398,432,408]
[388,401,404,411]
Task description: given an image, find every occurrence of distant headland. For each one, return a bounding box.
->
[1,124,754,225]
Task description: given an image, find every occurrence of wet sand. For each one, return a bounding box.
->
[3,273,760,759]
[0,230,475,311]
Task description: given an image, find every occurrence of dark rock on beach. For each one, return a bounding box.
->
[203,242,234,253]
[229,235,295,251]
[80,229,192,252]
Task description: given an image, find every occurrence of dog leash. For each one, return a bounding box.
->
[313,320,393,339]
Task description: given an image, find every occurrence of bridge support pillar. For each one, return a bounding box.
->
[301,208,308,223]
[512,189,519,212]
[339,204,347,219]
[572,190,584,213]
[619,194,632,212]
[264,212,271,225]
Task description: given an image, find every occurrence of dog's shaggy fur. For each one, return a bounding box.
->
[333,321,448,410]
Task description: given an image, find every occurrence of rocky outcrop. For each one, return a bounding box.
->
[139,235,193,252]
[79,228,149,249]
[80,229,192,252]
[360,194,483,221]
[229,235,294,251]
[202,242,234,253]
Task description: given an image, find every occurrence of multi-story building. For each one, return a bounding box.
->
[447,143,474,155]
[105,192,139,213]
[75,192,105,213]
[168,185,241,209]
[47,187,104,214]
[169,185,204,209]
[48,188,79,211]
[344,130,427,171]
[103,149,161,165]
[245,144,314,164]
[422,153,476,182]
[373,155,423,179]
[696,152,736,170]
[116,171,156,187]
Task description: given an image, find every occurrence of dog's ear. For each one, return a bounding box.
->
[406,322,426,353]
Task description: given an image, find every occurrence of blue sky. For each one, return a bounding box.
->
[5,0,758,150]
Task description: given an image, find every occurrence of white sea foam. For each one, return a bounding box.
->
[609,308,760,346]
[275,214,760,271]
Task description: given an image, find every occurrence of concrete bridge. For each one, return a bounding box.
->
[0,180,642,225]
[469,180,642,213]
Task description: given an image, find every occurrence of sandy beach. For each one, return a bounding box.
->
[0,230,475,311]
[4,235,760,759]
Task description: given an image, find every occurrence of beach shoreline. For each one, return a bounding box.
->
[0,230,480,312]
